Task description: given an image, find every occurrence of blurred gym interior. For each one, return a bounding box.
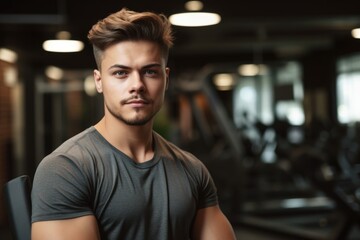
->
[2,1,360,239]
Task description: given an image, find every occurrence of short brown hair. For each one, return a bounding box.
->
[88,8,174,69]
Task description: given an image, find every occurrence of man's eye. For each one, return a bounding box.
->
[114,71,127,77]
[144,69,157,76]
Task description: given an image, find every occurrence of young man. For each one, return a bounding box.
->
[31,8,236,240]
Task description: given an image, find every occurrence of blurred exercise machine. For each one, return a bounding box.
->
[173,65,360,240]
[291,124,360,240]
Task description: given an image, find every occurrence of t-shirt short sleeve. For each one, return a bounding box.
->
[31,153,93,223]
[195,160,218,209]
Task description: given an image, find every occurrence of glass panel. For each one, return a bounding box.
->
[337,72,360,123]
[336,54,360,124]
[274,62,304,126]
[233,61,304,127]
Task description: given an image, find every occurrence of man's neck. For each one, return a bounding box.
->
[94,117,154,163]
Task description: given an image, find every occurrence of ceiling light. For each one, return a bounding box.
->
[43,40,84,52]
[169,1,221,27]
[351,28,360,39]
[0,48,18,63]
[238,64,268,76]
[42,31,84,53]
[213,73,236,91]
[84,75,97,96]
[185,1,204,11]
[45,65,64,80]
[169,12,221,27]
[238,64,260,76]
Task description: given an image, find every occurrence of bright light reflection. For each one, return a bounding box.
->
[282,198,305,208]
[213,73,235,91]
[351,28,360,39]
[238,64,268,76]
[287,106,305,125]
[238,64,259,76]
[0,48,18,63]
[169,12,221,27]
[84,75,97,96]
[239,86,256,102]
[42,39,84,52]
[338,104,349,123]
[337,73,360,123]
[185,1,204,11]
[45,66,64,80]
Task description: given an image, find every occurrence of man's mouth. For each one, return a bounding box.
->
[122,96,150,106]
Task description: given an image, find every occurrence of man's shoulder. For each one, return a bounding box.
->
[40,127,99,165]
[154,132,203,167]
[53,127,97,153]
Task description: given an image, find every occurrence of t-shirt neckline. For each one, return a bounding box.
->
[89,126,160,169]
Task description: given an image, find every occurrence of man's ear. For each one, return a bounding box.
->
[94,69,103,93]
[165,67,170,90]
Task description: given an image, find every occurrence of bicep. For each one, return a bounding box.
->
[32,215,100,240]
[192,205,236,240]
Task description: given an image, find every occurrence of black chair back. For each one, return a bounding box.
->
[4,175,31,240]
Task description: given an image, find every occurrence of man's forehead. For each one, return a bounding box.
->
[104,41,163,56]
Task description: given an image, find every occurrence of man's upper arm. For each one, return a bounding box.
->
[31,215,100,240]
[192,205,236,240]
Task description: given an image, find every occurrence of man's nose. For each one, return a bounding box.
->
[129,73,145,93]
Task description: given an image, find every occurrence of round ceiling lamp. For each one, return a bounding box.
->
[169,12,221,27]
[0,48,18,63]
[43,31,84,53]
[351,28,360,39]
[169,1,221,27]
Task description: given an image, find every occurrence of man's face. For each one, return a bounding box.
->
[94,40,169,126]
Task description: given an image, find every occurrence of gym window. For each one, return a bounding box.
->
[337,54,360,124]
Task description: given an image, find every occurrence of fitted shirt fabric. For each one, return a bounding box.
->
[31,127,218,240]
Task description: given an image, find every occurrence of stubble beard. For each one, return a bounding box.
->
[106,102,159,126]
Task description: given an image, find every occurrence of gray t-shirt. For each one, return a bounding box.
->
[31,127,218,240]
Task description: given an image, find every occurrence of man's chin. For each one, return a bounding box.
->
[122,116,152,126]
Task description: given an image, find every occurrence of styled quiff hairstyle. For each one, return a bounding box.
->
[88,8,174,69]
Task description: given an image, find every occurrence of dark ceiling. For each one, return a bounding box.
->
[1,0,360,73]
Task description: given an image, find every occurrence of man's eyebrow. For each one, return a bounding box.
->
[108,64,130,70]
[142,63,162,69]
[108,63,162,70]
